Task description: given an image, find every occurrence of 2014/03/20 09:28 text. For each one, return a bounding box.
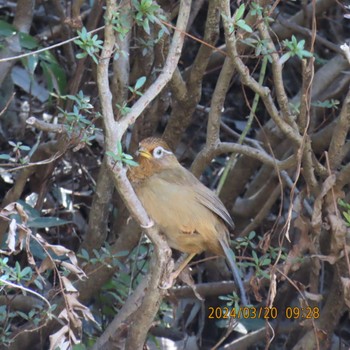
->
[208,306,320,320]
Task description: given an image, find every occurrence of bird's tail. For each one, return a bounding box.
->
[219,238,248,306]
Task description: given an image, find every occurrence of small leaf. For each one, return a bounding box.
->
[343,211,350,224]
[0,20,16,36]
[117,141,123,155]
[20,266,32,278]
[28,217,70,228]
[248,231,256,240]
[279,52,291,65]
[124,159,138,167]
[235,4,245,21]
[122,153,133,159]
[76,52,87,59]
[252,250,259,264]
[19,145,31,151]
[134,76,146,90]
[19,32,38,50]
[114,250,129,257]
[142,19,150,35]
[80,249,89,260]
[236,20,253,33]
[0,154,11,160]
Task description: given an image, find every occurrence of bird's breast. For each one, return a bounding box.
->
[134,175,226,255]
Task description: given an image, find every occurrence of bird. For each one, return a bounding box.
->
[127,137,247,305]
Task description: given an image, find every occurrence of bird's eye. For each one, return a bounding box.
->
[153,146,164,159]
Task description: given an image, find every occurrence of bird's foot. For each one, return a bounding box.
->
[140,219,155,229]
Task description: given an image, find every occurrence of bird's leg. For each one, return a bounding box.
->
[160,253,196,289]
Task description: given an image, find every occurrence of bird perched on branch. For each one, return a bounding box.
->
[128,137,247,305]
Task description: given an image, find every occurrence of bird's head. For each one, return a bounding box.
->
[128,137,178,183]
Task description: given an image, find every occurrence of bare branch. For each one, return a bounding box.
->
[206,57,235,145]
[257,17,296,128]
[118,0,192,137]
[26,117,65,133]
[191,141,295,177]
[328,88,350,169]
[221,2,302,147]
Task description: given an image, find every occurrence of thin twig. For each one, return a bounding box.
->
[0,26,105,63]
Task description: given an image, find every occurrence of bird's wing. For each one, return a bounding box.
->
[156,167,234,229]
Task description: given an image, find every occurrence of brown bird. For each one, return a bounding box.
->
[128,137,247,305]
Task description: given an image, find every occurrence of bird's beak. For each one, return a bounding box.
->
[138,147,152,159]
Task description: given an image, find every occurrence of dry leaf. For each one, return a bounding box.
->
[26,238,36,266]
[38,257,55,274]
[249,276,263,302]
[45,243,72,256]
[60,261,86,280]
[58,308,69,322]
[61,276,78,293]
[1,202,18,216]
[15,202,28,224]
[6,219,17,252]
[66,293,97,324]
[17,225,28,251]
[49,325,70,350]
[268,272,277,308]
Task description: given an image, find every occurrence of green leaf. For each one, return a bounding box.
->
[142,18,150,35]
[261,258,271,266]
[124,159,138,167]
[22,54,39,75]
[279,52,291,64]
[117,141,123,155]
[20,266,32,278]
[235,4,245,21]
[135,76,146,90]
[299,50,313,58]
[16,200,40,219]
[106,151,117,159]
[19,32,38,49]
[339,199,350,209]
[16,311,29,320]
[0,154,11,160]
[248,231,256,240]
[343,211,350,225]
[40,61,67,95]
[114,250,129,257]
[236,20,253,33]
[33,278,43,290]
[76,52,87,59]
[15,261,21,277]
[252,250,259,264]
[80,248,89,260]
[0,20,16,36]
[28,217,70,228]
[260,270,270,279]
[122,153,133,160]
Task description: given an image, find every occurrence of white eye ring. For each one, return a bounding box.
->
[153,146,172,159]
[153,146,165,159]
